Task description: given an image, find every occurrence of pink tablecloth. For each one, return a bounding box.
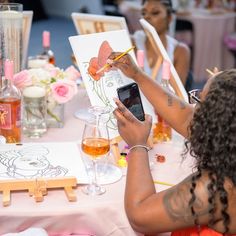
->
[177,10,236,82]
[0,87,193,236]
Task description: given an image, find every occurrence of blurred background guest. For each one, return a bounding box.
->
[132,0,191,89]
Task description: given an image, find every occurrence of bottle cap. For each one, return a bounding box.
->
[4,59,14,80]
[137,50,144,68]
[43,31,50,48]
[162,60,171,80]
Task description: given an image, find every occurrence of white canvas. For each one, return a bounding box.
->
[69,30,155,139]
[139,19,189,102]
[0,142,89,184]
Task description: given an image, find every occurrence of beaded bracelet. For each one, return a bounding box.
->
[129,144,151,153]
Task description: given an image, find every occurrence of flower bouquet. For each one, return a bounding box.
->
[14,64,80,127]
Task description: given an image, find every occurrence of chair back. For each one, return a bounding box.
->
[22,10,33,69]
[71,12,129,35]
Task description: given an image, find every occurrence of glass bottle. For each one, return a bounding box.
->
[136,49,144,70]
[153,60,174,143]
[0,60,21,143]
[41,30,55,65]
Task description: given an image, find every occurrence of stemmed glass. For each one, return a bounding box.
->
[74,105,110,122]
[81,120,110,195]
[88,105,110,125]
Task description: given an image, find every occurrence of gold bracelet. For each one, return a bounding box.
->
[129,144,151,153]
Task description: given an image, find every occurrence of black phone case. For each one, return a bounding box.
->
[117,82,145,121]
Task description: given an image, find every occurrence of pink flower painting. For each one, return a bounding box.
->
[88,41,113,81]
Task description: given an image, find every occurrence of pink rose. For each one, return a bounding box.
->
[13,70,33,90]
[65,65,81,81]
[50,80,77,104]
[43,64,61,78]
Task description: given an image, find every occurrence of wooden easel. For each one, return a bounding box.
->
[110,136,123,164]
[0,176,77,207]
[140,19,189,102]
[143,28,163,81]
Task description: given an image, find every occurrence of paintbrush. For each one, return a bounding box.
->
[206,68,214,76]
[96,46,135,74]
[153,180,174,187]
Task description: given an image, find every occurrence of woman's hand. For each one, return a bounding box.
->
[113,98,152,147]
[108,52,143,82]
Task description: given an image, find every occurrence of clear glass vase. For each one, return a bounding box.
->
[0,3,23,81]
[46,103,64,128]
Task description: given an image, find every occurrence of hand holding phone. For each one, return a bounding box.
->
[117,82,145,121]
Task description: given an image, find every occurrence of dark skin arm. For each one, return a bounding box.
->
[109,53,194,138]
[113,100,219,234]
[174,42,191,86]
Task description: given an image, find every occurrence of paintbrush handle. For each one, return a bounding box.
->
[206,68,214,76]
[153,180,174,187]
[96,46,135,74]
[96,63,110,74]
[113,46,135,61]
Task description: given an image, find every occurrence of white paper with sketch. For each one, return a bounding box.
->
[0,142,89,183]
[69,30,155,139]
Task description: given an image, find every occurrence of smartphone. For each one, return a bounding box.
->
[117,82,145,121]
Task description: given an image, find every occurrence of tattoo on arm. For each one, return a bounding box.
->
[163,90,187,110]
[163,177,209,224]
[164,91,186,109]
[164,91,173,106]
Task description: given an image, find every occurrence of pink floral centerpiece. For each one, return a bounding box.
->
[14,64,80,127]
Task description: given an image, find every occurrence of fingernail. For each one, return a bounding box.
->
[107,59,114,65]
[113,97,119,103]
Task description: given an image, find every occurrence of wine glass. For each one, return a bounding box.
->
[74,105,110,122]
[81,120,110,195]
[88,105,111,125]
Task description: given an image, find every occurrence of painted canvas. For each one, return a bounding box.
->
[69,30,155,139]
[0,142,89,183]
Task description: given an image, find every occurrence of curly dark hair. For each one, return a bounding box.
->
[184,69,236,233]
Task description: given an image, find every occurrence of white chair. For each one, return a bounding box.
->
[71,12,129,35]
[22,11,33,69]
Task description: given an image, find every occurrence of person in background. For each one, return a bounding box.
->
[132,0,190,87]
[109,52,236,235]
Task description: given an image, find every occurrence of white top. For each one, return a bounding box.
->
[133,30,178,83]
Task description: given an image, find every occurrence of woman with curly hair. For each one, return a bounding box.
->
[109,52,236,235]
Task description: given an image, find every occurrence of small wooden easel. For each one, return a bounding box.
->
[0,176,77,207]
[110,136,123,165]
